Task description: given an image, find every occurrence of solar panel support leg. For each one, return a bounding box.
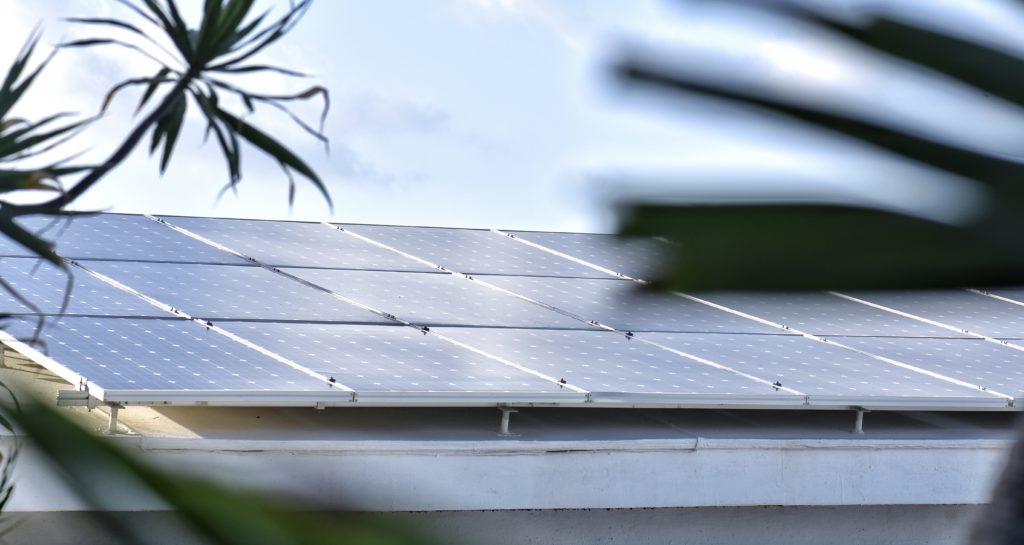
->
[853,408,867,434]
[106,404,124,435]
[498,407,518,436]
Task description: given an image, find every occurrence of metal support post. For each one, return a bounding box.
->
[498,407,518,436]
[106,404,125,435]
[853,408,867,434]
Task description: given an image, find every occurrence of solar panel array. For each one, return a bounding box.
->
[0,213,1020,410]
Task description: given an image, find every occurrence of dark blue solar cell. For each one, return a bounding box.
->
[83,261,392,323]
[3,316,335,392]
[0,257,162,316]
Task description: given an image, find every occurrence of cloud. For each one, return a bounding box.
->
[330,142,398,185]
[335,92,452,135]
[460,0,588,51]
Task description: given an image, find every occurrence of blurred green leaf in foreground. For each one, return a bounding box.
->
[615,0,1024,291]
[0,1,438,544]
[6,399,432,545]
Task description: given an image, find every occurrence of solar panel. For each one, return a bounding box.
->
[10,214,243,264]
[845,290,1024,338]
[2,316,334,393]
[479,276,783,334]
[434,327,793,397]
[219,321,576,394]
[0,217,46,257]
[643,332,995,400]
[81,261,392,323]
[340,224,608,277]
[697,292,963,337]
[830,336,1024,396]
[985,288,1024,303]
[163,216,434,271]
[506,230,668,280]
[2,212,1019,411]
[285,268,587,329]
[0,257,162,316]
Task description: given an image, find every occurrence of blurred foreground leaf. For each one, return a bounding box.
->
[622,204,1024,291]
[615,2,1024,290]
[11,400,435,545]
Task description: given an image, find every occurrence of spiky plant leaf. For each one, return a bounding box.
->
[9,0,330,217]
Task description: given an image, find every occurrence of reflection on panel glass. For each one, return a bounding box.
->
[14,214,244,263]
[508,230,667,281]
[223,321,569,393]
[4,317,332,391]
[0,257,163,316]
[166,216,434,271]
[700,292,962,337]
[342,224,607,278]
[481,276,783,334]
[833,336,1024,396]
[436,327,788,396]
[84,261,391,323]
[644,332,991,399]
[848,290,1024,338]
[287,268,587,329]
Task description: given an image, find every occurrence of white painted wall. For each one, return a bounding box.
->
[5,436,1011,512]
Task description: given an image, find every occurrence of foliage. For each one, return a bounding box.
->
[0,32,90,266]
[3,0,331,257]
[0,2,432,544]
[616,1,1024,290]
[10,400,433,545]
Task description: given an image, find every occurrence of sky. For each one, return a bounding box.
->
[4,0,1024,232]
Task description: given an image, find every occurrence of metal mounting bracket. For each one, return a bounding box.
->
[105,403,126,435]
[853,407,869,434]
[56,390,98,410]
[498,407,519,436]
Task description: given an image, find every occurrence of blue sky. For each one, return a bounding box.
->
[5,0,1024,232]
[4,0,694,232]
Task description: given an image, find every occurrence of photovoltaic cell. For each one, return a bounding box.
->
[286,268,586,329]
[847,290,1024,338]
[986,288,1024,303]
[4,212,1017,410]
[3,316,332,391]
[643,332,991,399]
[0,257,162,316]
[341,224,608,278]
[10,214,243,264]
[507,231,668,280]
[698,292,963,337]
[830,336,1024,396]
[979,289,1024,333]
[221,321,570,393]
[435,327,788,396]
[163,216,434,271]
[82,261,391,323]
[479,276,783,334]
